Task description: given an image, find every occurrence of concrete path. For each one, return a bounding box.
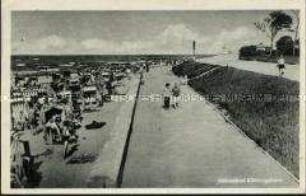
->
[121,66,298,188]
[197,54,299,81]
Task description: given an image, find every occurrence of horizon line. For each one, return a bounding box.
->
[11,53,217,56]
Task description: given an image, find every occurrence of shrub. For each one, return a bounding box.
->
[239,45,257,60]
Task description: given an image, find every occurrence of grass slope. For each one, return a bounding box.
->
[173,61,299,177]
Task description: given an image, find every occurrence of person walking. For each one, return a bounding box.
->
[102,82,108,103]
[145,63,150,73]
[106,79,113,96]
[172,82,181,108]
[139,65,145,85]
[125,68,131,80]
[162,83,172,109]
[184,75,188,85]
[277,55,286,76]
[97,79,105,106]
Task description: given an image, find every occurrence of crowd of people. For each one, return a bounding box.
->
[11,64,137,146]
[10,62,140,187]
[10,58,183,187]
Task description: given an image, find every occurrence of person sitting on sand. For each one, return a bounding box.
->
[45,116,62,142]
[62,121,78,142]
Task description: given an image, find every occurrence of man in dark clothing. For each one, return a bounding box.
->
[163,83,171,109]
[106,80,112,96]
[145,63,150,73]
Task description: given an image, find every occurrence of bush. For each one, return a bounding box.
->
[172,60,217,78]
[239,45,257,60]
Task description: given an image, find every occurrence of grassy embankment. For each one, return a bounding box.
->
[172,61,299,178]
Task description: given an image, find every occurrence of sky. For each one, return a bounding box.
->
[11,10,298,55]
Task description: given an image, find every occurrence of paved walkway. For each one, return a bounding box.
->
[197,54,299,81]
[121,66,298,188]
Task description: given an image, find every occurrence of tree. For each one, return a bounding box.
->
[254,11,293,56]
[291,11,299,56]
[276,36,294,55]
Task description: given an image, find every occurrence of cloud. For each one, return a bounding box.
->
[13,35,67,54]
[39,35,67,49]
[219,26,256,41]
[158,24,206,43]
[80,38,109,50]
[79,38,155,54]
[12,25,262,55]
[204,26,260,54]
[77,24,201,54]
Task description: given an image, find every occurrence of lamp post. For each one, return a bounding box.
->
[192,40,196,60]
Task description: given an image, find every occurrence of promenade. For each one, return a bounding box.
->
[121,66,298,188]
[197,54,299,81]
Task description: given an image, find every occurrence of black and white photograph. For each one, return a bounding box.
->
[1,0,305,194]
